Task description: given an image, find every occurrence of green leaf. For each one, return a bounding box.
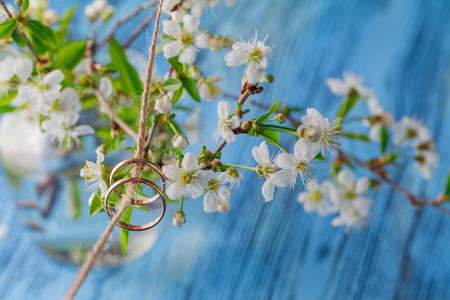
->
[26,20,59,48]
[162,78,182,92]
[109,38,142,94]
[53,41,86,70]
[0,106,15,113]
[261,132,287,153]
[445,171,450,196]
[68,179,82,220]
[0,91,17,106]
[257,100,279,122]
[89,191,105,216]
[57,5,77,41]
[171,147,183,157]
[336,92,360,118]
[167,57,183,74]
[11,31,26,48]
[120,206,132,255]
[262,129,280,143]
[380,126,388,153]
[22,0,30,11]
[167,56,200,102]
[0,18,17,39]
[181,76,200,102]
[171,86,183,104]
[346,132,371,142]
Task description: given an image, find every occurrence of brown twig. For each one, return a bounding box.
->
[123,9,157,48]
[0,1,42,62]
[95,0,157,49]
[85,40,139,141]
[227,94,450,215]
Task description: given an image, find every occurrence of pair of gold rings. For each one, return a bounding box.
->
[104,158,167,231]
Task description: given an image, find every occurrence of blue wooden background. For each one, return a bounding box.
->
[1,0,450,299]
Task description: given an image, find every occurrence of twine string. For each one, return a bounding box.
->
[64,0,164,299]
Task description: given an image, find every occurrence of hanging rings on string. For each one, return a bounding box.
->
[104,158,167,231]
[109,158,166,205]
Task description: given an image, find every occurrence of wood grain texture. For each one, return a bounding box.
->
[1,0,450,299]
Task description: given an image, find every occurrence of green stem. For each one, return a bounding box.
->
[222,164,257,172]
[179,196,184,210]
[167,120,180,135]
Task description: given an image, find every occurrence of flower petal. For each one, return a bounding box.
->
[162,165,182,180]
[262,180,275,202]
[166,181,185,200]
[162,20,182,37]
[203,191,218,213]
[163,41,183,59]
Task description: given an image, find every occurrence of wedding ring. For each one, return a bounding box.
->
[104,176,166,231]
[109,158,166,205]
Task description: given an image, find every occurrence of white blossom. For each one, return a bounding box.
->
[0,225,8,239]
[272,138,318,189]
[99,76,113,99]
[43,9,58,25]
[330,169,372,229]
[172,133,188,150]
[297,180,334,216]
[392,116,423,146]
[14,57,33,82]
[203,174,232,213]
[85,0,108,21]
[216,168,244,190]
[252,141,277,202]
[213,101,240,143]
[173,210,186,227]
[162,152,214,200]
[362,97,394,141]
[41,112,94,147]
[415,151,438,180]
[154,94,173,114]
[198,75,223,101]
[225,29,273,84]
[297,108,342,155]
[0,57,15,97]
[162,14,208,64]
[80,158,107,205]
[326,71,372,98]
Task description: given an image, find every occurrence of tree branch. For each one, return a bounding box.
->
[123,9,157,48]
[85,39,139,141]
[95,0,157,49]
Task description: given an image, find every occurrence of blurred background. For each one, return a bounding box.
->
[1,0,450,299]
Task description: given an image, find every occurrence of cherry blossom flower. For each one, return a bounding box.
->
[162,152,214,200]
[330,169,372,229]
[225,30,273,85]
[162,14,208,64]
[362,97,394,142]
[203,174,232,213]
[198,75,223,101]
[297,108,342,156]
[216,168,244,190]
[252,141,277,202]
[392,116,423,146]
[173,210,186,227]
[297,180,334,216]
[326,71,372,98]
[415,151,438,180]
[213,101,240,143]
[41,112,95,147]
[80,158,107,205]
[272,138,318,189]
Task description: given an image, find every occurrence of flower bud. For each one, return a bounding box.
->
[100,5,114,22]
[199,148,213,164]
[275,113,285,124]
[208,36,223,52]
[172,133,188,150]
[14,0,23,8]
[264,74,274,83]
[84,4,98,22]
[222,36,235,48]
[172,210,186,227]
[240,120,252,131]
[154,95,173,114]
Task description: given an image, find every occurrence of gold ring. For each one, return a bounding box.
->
[104,176,166,231]
[109,158,166,205]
